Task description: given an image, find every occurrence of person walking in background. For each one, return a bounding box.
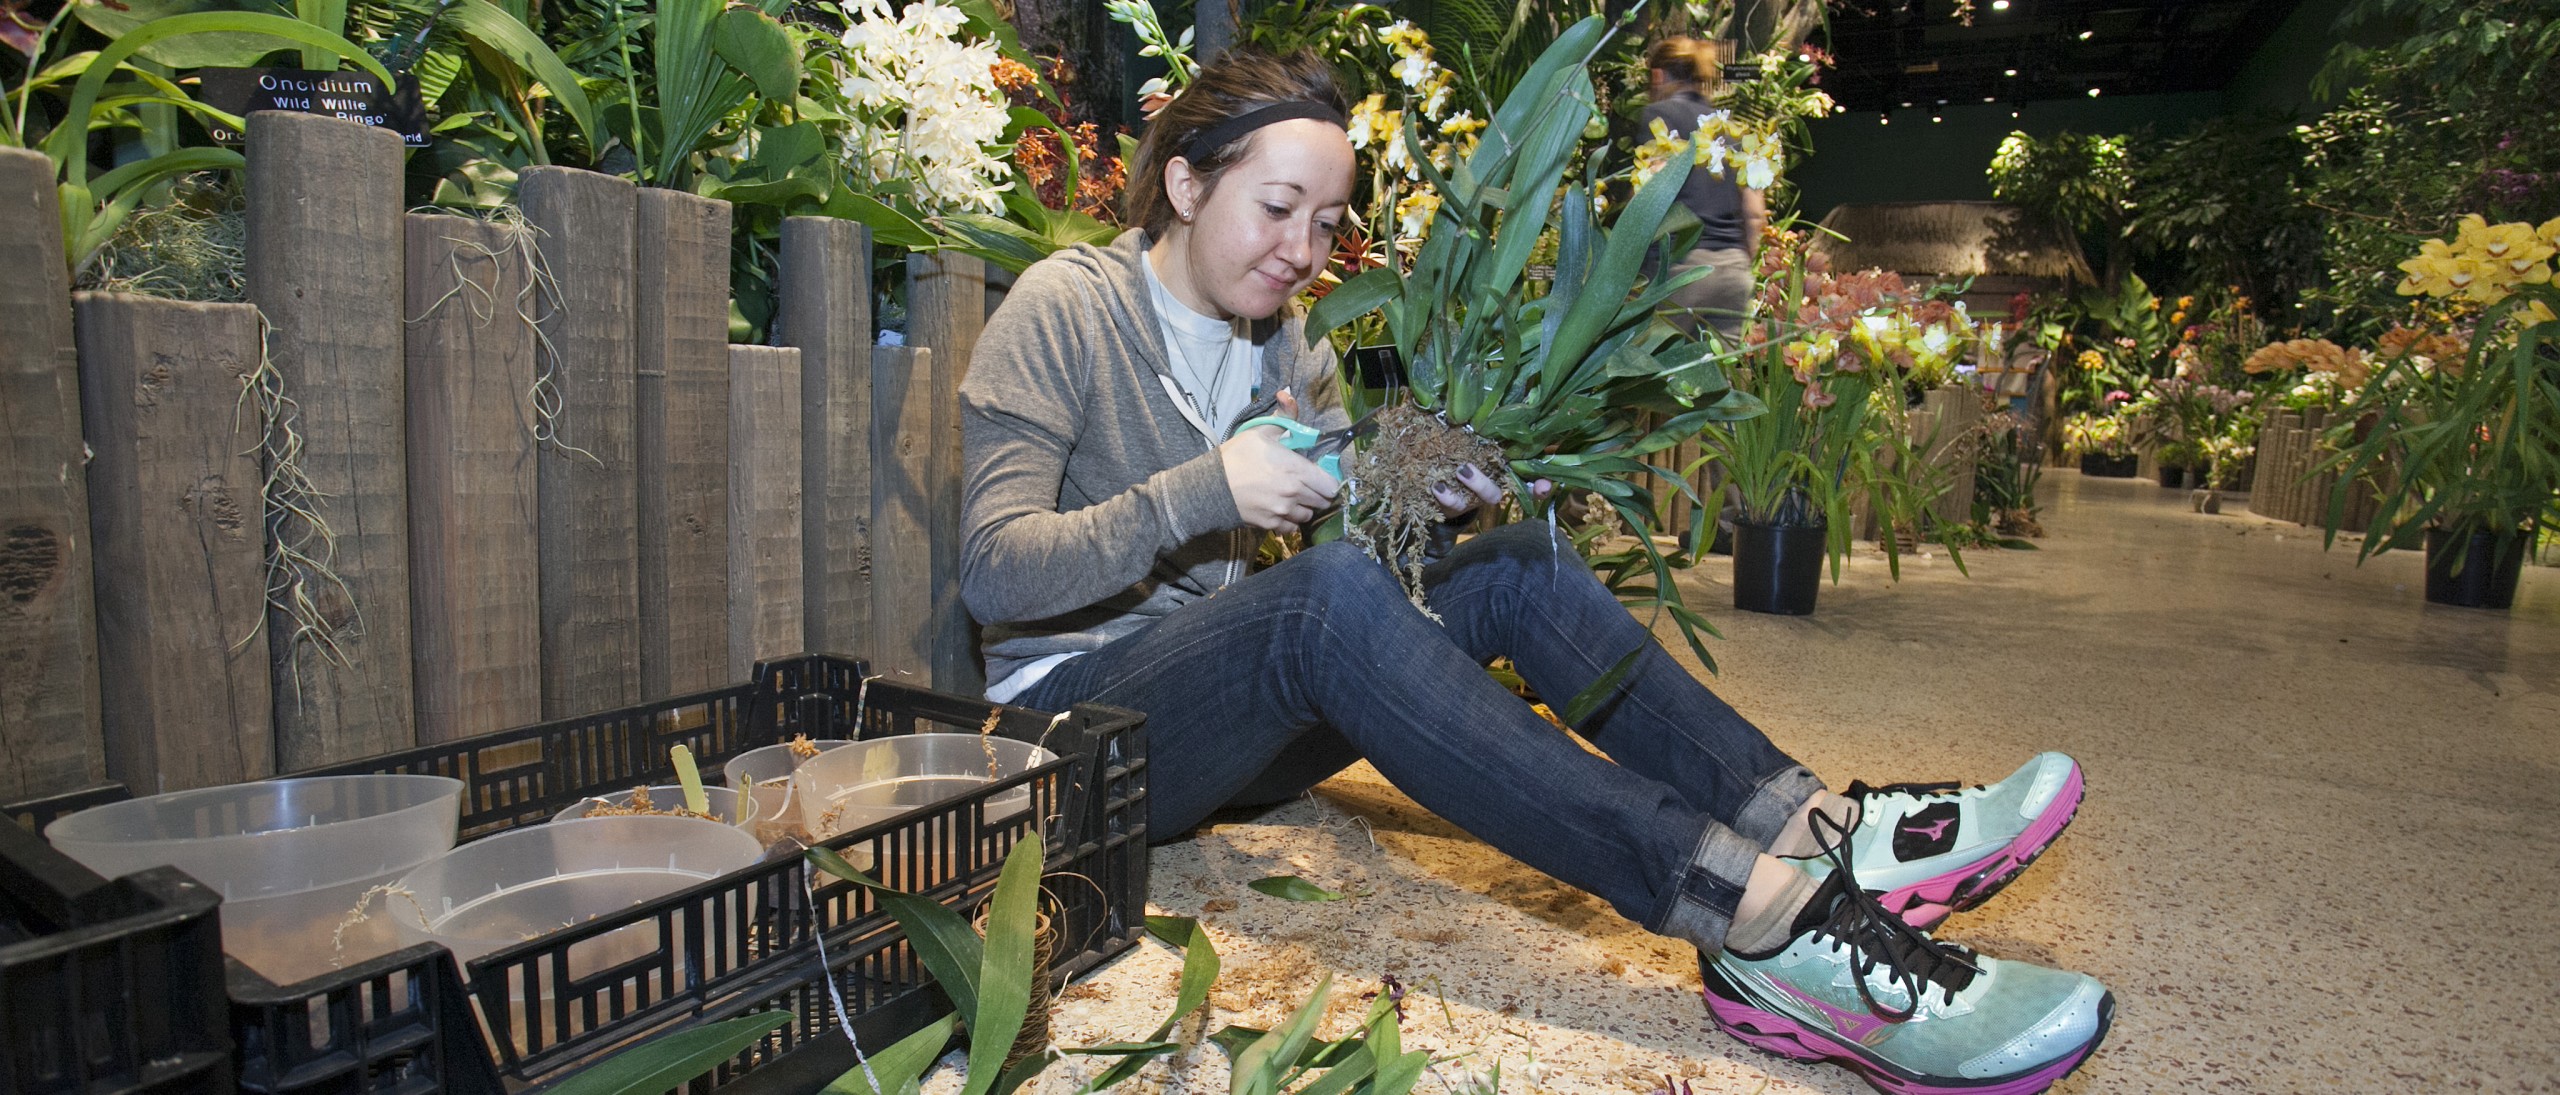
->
[1645,36,1766,343]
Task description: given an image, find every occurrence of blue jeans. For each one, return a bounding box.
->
[1018,521,1824,950]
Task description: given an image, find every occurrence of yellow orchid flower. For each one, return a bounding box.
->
[1377,19,1429,53]
[1394,189,1441,239]
[2455,216,2552,267]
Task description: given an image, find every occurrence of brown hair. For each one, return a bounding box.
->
[1126,48,1350,238]
[1646,37,1727,93]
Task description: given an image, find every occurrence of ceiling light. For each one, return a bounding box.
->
[2010,109,2021,118]
[1992,0,2009,8]
[1931,115,1943,123]
[1901,101,1914,108]
[2087,86,2101,97]
[1880,114,1890,125]
[2078,29,2093,39]
[1984,96,1996,102]
[2004,68,2018,76]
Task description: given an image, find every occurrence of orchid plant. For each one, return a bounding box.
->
[2322,214,2560,557]
[835,0,1017,217]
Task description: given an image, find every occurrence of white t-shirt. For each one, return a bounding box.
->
[983,252,1265,706]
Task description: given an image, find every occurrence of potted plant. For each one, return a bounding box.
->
[1698,228,1968,614]
[2061,410,2136,476]
[2323,214,2560,609]
[1307,14,1769,660]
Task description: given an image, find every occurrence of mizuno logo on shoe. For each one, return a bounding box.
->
[1890,802,1963,860]
[1770,979,1894,1045]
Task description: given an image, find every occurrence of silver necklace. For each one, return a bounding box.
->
[1152,273,1241,430]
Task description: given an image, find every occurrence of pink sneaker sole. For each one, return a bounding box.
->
[1704,984,2114,1095]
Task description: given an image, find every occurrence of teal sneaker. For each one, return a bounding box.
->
[1797,752,2084,930]
[1703,862,2112,1094]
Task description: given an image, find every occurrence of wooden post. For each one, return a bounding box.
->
[869,346,935,685]
[246,112,414,767]
[1919,388,1981,528]
[634,191,732,697]
[405,214,541,744]
[778,218,872,660]
[521,167,640,719]
[729,346,804,680]
[74,295,273,793]
[906,253,985,695]
[0,147,106,800]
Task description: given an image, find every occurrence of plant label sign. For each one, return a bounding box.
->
[196,67,429,147]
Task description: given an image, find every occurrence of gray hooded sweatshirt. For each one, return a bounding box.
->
[959,230,1346,690]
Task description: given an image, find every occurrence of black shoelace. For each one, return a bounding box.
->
[1805,808,1982,1021]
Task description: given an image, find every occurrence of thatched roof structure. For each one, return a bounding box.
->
[1809,201,2092,287]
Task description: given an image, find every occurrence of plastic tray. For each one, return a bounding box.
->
[1,819,231,1094]
[7,654,1149,1094]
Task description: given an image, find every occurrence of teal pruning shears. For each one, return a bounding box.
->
[1228,408,1379,480]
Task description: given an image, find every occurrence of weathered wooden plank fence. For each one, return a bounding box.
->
[0,147,103,802]
[72,295,271,794]
[404,213,542,745]
[2248,408,2381,529]
[0,112,997,803]
[245,112,414,770]
[523,166,641,720]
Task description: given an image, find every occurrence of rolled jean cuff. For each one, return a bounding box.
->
[1648,823,1764,952]
[1733,764,1825,849]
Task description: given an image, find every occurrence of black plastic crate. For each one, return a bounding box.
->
[1,821,231,1094]
[11,654,1148,1094]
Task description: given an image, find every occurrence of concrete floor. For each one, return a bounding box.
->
[1026,471,2560,1094]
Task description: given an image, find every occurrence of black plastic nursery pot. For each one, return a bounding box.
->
[2156,465,2188,489]
[1732,521,1826,615]
[2078,452,2138,478]
[2423,526,2530,609]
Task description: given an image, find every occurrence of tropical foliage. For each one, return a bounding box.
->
[2321,215,2560,552]
[1308,14,1763,665]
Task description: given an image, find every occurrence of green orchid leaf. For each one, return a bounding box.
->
[703,175,829,207]
[821,1013,959,1095]
[1479,73,1592,297]
[1289,1041,1378,1095]
[825,192,940,249]
[1141,915,1221,1035]
[1231,971,1332,1095]
[1308,265,1402,343]
[988,1047,1057,1095]
[958,833,1044,1095]
[1468,14,1605,183]
[1062,1041,1181,1056]
[295,0,349,69]
[744,120,826,175]
[543,1011,793,1095]
[1246,875,1345,902]
[73,0,300,69]
[714,7,800,102]
[1538,135,1692,404]
[1207,1024,1269,1063]
[806,846,984,1018]
[448,0,601,148]
[940,213,1055,275]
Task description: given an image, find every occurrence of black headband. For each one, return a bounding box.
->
[1180,100,1348,164]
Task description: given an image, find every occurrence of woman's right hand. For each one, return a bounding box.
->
[1221,391,1339,535]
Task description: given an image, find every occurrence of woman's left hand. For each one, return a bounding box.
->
[1427,466,1550,519]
